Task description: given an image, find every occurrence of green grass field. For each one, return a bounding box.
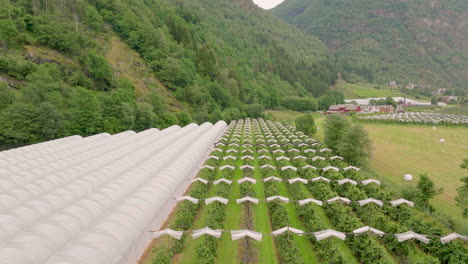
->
[364,124,468,227]
[332,81,429,100]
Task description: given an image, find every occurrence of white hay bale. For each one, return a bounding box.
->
[433,127,436,130]
[439,138,445,143]
[404,174,413,181]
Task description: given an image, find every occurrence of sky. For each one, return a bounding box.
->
[252,0,286,10]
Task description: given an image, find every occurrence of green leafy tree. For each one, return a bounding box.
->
[431,96,438,105]
[245,103,264,118]
[0,82,15,111]
[38,101,64,140]
[324,114,351,151]
[416,173,443,209]
[68,87,102,135]
[337,124,372,167]
[134,102,155,131]
[0,102,40,144]
[85,50,114,89]
[295,114,317,136]
[176,112,192,126]
[455,158,468,218]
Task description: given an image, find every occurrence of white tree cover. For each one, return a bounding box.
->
[311,176,332,183]
[258,155,271,159]
[395,231,430,243]
[323,166,339,172]
[361,179,381,185]
[176,196,199,204]
[343,166,360,171]
[390,198,415,207]
[298,198,323,206]
[151,229,184,240]
[276,156,290,161]
[288,177,308,184]
[213,178,233,185]
[327,197,352,204]
[240,165,255,170]
[220,165,235,170]
[240,156,254,161]
[0,121,227,264]
[281,166,297,171]
[314,229,346,241]
[337,179,358,185]
[223,155,237,160]
[352,226,385,236]
[260,164,276,169]
[272,149,285,153]
[231,230,263,241]
[330,156,344,160]
[205,196,229,205]
[312,156,326,161]
[266,196,290,203]
[207,155,220,160]
[302,165,317,170]
[238,177,256,184]
[192,227,222,239]
[236,197,260,204]
[288,148,300,153]
[304,149,316,153]
[358,198,384,207]
[263,176,283,182]
[226,149,238,153]
[272,227,305,236]
[293,155,306,160]
[242,149,253,153]
[191,177,209,184]
[320,148,332,153]
[440,233,468,244]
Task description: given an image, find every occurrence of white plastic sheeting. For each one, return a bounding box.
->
[353,226,385,236]
[440,233,468,244]
[0,121,227,264]
[314,229,346,241]
[192,227,222,239]
[151,229,183,240]
[272,227,305,236]
[395,231,430,243]
[231,230,263,241]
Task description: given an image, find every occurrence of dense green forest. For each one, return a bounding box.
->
[273,0,468,90]
[0,0,343,148]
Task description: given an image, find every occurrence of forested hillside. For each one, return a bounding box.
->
[0,0,342,148]
[273,0,468,90]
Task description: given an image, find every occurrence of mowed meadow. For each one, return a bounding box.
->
[365,124,468,224]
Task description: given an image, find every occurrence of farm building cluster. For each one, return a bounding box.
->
[326,104,395,115]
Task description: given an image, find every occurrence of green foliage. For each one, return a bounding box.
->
[134,102,155,132]
[0,82,15,110]
[68,87,102,135]
[324,114,351,151]
[0,102,40,144]
[295,114,317,136]
[416,173,443,210]
[337,124,372,167]
[85,50,114,89]
[455,158,468,218]
[245,103,264,118]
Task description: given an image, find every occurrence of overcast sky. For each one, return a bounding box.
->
[252,0,286,9]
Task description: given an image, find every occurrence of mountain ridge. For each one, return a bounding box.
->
[272,0,468,90]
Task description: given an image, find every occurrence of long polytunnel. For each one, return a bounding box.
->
[0,121,227,264]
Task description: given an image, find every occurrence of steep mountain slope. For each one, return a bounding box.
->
[273,0,468,89]
[0,0,340,147]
